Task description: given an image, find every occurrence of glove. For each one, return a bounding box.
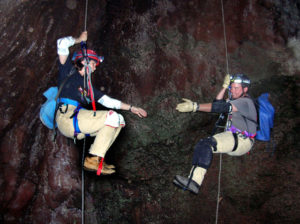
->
[57,36,75,55]
[222,74,231,89]
[176,98,198,112]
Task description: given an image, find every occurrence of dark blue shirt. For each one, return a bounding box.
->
[58,56,104,105]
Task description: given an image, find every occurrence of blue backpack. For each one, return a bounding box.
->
[255,93,275,141]
[40,87,58,129]
[39,67,76,132]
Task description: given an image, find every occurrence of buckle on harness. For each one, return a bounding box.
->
[70,105,90,143]
[59,104,68,114]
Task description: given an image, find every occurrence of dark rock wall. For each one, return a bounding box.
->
[0,0,299,223]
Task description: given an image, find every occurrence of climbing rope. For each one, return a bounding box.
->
[86,64,97,113]
[84,0,88,31]
[221,0,229,75]
[82,1,89,224]
[81,0,97,115]
[215,1,230,224]
[82,138,86,224]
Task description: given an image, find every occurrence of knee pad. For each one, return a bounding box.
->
[201,137,217,151]
[192,137,216,169]
[104,110,126,127]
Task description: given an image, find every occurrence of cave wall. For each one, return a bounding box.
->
[0,0,299,223]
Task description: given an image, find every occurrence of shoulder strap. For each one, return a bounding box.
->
[55,67,77,103]
[52,67,77,141]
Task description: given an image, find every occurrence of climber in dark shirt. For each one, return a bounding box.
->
[56,31,147,175]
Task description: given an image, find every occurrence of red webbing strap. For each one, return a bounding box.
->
[96,157,104,176]
[88,79,96,112]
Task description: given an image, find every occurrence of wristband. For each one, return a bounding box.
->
[193,102,198,112]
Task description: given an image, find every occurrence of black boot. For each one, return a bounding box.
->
[173,175,200,194]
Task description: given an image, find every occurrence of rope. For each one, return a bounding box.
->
[82,137,86,224]
[84,0,88,31]
[221,0,229,74]
[81,0,96,114]
[82,1,88,224]
[215,154,222,224]
[215,1,230,224]
[86,65,97,113]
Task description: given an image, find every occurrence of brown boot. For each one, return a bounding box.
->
[85,156,116,169]
[84,156,115,175]
[101,166,116,175]
[103,161,116,169]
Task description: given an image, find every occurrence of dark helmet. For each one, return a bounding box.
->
[72,49,104,66]
[230,74,250,88]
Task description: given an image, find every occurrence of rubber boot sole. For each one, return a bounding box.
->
[173,175,200,194]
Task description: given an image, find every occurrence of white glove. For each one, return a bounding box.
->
[176,98,198,112]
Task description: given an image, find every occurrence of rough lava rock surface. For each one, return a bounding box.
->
[0,0,299,223]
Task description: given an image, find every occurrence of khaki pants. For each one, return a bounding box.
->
[213,131,254,156]
[56,105,123,158]
[191,131,254,185]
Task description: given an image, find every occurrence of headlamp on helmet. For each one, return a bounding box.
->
[230,74,250,87]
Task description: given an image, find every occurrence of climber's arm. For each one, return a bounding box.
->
[57,31,87,65]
